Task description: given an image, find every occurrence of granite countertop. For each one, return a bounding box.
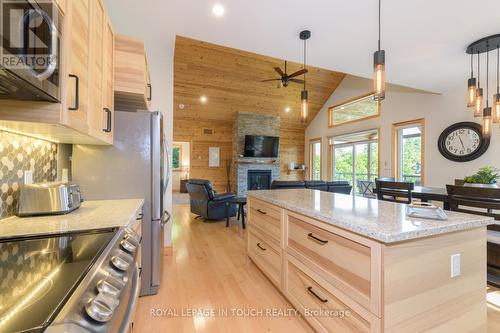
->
[0,199,144,239]
[248,189,494,243]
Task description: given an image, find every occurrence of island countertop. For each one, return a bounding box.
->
[0,199,144,239]
[248,189,494,243]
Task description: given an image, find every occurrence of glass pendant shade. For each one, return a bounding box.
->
[474,88,484,117]
[301,90,308,123]
[483,107,492,138]
[467,78,477,107]
[373,50,386,101]
[494,93,500,123]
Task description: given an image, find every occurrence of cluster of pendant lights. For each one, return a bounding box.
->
[466,36,500,138]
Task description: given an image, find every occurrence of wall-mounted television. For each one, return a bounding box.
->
[244,135,279,158]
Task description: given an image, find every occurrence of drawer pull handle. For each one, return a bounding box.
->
[307,287,328,303]
[256,209,267,215]
[256,243,267,251]
[307,233,328,245]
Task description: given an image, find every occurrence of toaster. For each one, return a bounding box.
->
[17,182,82,217]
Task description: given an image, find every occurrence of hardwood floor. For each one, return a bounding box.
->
[135,204,500,333]
[134,204,312,333]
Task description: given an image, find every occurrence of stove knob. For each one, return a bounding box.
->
[85,294,118,322]
[124,230,140,245]
[97,279,121,297]
[124,233,140,246]
[110,255,130,271]
[120,239,137,253]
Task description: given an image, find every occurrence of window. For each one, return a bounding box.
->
[172,145,182,170]
[392,119,425,185]
[309,138,322,180]
[328,93,381,127]
[329,129,379,194]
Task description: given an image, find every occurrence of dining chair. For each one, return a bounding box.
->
[446,185,500,287]
[357,180,375,198]
[375,180,414,204]
[445,185,500,219]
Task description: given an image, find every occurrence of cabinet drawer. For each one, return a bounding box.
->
[248,229,281,287]
[248,198,281,242]
[285,256,379,333]
[287,213,374,312]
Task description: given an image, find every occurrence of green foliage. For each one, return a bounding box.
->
[172,147,180,169]
[464,166,500,184]
[401,137,421,178]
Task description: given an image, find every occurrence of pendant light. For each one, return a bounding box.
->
[467,52,477,107]
[494,46,500,123]
[483,44,492,138]
[373,0,385,101]
[475,52,484,117]
[300,30,311,123]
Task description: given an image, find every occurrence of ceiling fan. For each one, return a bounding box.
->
[261,61,308,87]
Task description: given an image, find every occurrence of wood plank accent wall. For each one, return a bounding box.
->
[174,36,345,192]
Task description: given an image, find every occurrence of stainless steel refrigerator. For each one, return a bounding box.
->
[72,110,170,296]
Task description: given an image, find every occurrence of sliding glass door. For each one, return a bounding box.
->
[330,130,379,194]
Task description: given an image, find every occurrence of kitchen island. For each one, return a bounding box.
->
[246,189,493,333]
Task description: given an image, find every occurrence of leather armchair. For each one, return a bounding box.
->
[186,179,237,220]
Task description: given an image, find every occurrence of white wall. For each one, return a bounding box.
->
[104,0,175,246]
[306,75,500,187]
[172,141,190,191]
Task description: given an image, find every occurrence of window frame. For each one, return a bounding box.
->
[328,92,381,128]
[392,118,425,185]
[309,137,322,180]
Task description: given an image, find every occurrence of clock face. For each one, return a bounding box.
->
[438,122,490,162]
[444,128,481,157]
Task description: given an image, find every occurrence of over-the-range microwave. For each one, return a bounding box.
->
[0,0,62,102]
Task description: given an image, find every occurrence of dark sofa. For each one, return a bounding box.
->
[186,179,237,220]
[271,180,352,195]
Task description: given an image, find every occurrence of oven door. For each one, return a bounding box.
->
[0,0,62,102]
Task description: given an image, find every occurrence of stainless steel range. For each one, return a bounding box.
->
[0,225,141,333]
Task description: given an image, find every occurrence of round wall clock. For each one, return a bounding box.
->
[437,122,490,162]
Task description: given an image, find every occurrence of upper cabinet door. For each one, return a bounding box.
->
[88,0,105,140]
[114,34,151,111]
[102,15,115,143]
[65,0,91,133]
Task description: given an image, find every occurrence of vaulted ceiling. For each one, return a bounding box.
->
[174,36,345,128]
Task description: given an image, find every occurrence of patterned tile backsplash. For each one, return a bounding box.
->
[0,131,57,219]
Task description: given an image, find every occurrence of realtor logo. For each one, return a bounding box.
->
[0,0,58,75]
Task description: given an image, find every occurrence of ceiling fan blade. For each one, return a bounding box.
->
[289,79,305,84]
[288,68,308,78]
[274,67,285,76]
[261,79,280,82]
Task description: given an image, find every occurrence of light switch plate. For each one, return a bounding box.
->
[451,253,461,278]
[24,170,33,185]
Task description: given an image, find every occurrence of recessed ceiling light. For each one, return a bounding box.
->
[179,104,185,110]
[200,96,207,103]
[285,107,291,113]
[212,4,225,17]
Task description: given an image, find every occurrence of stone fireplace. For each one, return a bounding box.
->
[247,170,272,191]
[233,112,280,196]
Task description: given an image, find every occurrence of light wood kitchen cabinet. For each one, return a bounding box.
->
[0,0,114,144]
[114,34,152,111]
[247,196,487,333]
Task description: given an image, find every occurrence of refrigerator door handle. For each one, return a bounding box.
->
[161,211,170,227]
